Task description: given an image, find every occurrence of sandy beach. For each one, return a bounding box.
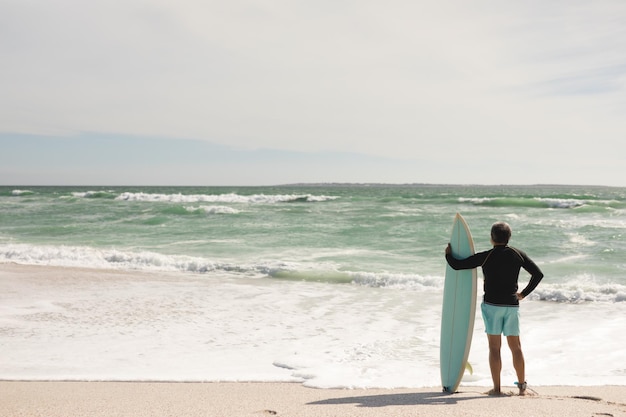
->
[2,382,625,417]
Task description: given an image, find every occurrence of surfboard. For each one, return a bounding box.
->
[440,213,477,393]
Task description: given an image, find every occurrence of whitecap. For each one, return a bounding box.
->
[115,192,339,204]
[184,206,241,215]
[535,197,586,209]
[11,189,34,196]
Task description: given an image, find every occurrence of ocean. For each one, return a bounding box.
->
[1,184,625,388]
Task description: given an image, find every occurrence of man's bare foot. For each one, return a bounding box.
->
[485,389,511,396]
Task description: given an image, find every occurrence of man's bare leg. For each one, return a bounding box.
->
[507,335,527,395]
[487,334,502,395]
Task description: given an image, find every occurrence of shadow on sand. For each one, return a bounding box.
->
[308,391,486,408]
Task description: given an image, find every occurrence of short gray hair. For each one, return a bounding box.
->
[491,222,512,244]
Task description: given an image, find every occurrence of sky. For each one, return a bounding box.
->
[1,0,625,186]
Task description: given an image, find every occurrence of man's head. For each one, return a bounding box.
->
[491,221,512,245]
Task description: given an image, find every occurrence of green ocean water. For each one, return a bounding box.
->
[1,184,625,299]
[2,184,626,387]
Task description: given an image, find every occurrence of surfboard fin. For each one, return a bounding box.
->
[465,361,473,375]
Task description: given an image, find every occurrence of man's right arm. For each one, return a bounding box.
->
[445,244,487,270]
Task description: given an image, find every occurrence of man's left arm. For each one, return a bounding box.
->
[519,252,544,298]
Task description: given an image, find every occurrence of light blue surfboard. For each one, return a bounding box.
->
[440,213,477,393]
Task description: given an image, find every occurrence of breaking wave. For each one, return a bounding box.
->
[114,192,339,204]
[1,243,623,303]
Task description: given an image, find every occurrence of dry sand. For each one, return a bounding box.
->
[2,382,625,417]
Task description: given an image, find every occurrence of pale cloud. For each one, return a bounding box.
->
[1,0,624,185]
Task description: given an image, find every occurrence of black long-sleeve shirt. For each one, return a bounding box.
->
[445,245,544,306]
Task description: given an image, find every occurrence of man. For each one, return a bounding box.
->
[445,221,544,396]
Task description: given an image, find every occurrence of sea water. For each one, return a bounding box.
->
[0,185,625,388]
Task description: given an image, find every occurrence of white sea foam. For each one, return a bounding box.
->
[114,192,339,204]
[532,282,626,303]
[1,243,624,303]
[1,267,624,387]
[535,198,586,209]
[184,205,241,215]
[458,196,587,209]
[70,191,113,198]
[566,233,595,247]
[546,254,589,264]
[0,243,263,276]
[458,197,492,204]
[11,189,34,196]
[350,271,443,290]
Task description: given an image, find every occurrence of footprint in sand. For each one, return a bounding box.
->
[254,410,278,415]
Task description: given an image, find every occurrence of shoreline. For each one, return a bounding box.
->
[2,382,626,417]
[3,263,626,416]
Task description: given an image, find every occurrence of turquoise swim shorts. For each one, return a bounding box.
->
[481,302,520,336]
